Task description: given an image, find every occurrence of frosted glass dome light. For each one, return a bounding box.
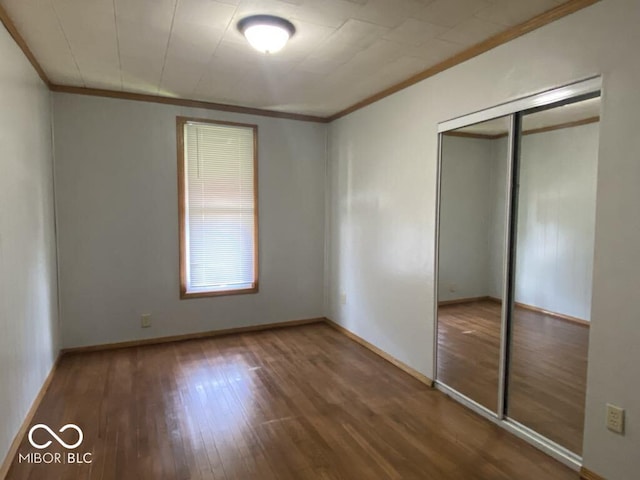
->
[238,15,296,54]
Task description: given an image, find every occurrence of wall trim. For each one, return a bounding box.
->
[515,301,590,327]
[487,296,590,327]
[0,3,50,87]
[324,318,434,388]
[50,85,329,123]
[328,0,601,121]
[522,115,599,136]
[438,296,493,306]
[60,317,325,354]
[580,466,607,480]
[443,115,600,140]
[439,296,590,327]
[443,131,505,140]
[0,354,61,480]
[62,318,434,387]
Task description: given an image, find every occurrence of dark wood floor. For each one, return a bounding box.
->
[8,322,578,479]
[437,300,589,455]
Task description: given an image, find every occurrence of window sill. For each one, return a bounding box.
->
[180,285,259,300]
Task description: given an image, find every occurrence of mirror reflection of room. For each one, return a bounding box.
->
[437,115,510,413]
[437,95,599,456]
[507,96,600,456]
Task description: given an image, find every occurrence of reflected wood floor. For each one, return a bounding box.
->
[8,323,578,479]
[437,300,589,455]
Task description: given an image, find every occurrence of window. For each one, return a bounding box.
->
[177,117,258,298]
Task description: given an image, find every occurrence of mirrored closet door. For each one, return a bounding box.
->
[435,79,601,463]
[506,96,600,456]
[437,116,511,414]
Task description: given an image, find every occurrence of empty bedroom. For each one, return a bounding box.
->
[1,0,638,479]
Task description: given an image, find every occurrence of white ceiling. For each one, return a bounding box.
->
[1,0,566,116]
[456,96,601,135]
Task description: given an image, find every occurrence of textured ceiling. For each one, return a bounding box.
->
[1,0,567,116]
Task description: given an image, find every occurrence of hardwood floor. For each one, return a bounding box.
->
[437,300,502,412]
[437,300,589,455]
[509,306,589,455]
[7,323,578,479]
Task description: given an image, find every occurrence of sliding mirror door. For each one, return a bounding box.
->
[436,79,602,465]
[506,96,600,455]
[436,116,511,413]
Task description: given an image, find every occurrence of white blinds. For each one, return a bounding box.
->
[183,121,256,294]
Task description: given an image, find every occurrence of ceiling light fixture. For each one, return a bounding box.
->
[237,15,296,54]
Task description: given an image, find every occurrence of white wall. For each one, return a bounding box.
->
[326,1,640,478]
[439,123,598,322]
[516,123,599,321]
[53,93,326,348]
[488,137,509,299]
[437,134,509,302]
[0,26,58,466]
[438,135,495,302]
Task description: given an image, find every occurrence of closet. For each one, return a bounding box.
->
[435,77,601,467]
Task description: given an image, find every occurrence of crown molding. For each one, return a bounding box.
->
[327,0,601,121]
[0,4,326,123]
[49,84,329,123]
[443,130,506,140]
[443,115,599,139]
[522,115,599,136]
[0,3,50,87]
[1,0,600,124]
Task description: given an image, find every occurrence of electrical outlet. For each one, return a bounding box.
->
[606,403,625,434]
[141,314,151,328]
[339,292,347,305]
